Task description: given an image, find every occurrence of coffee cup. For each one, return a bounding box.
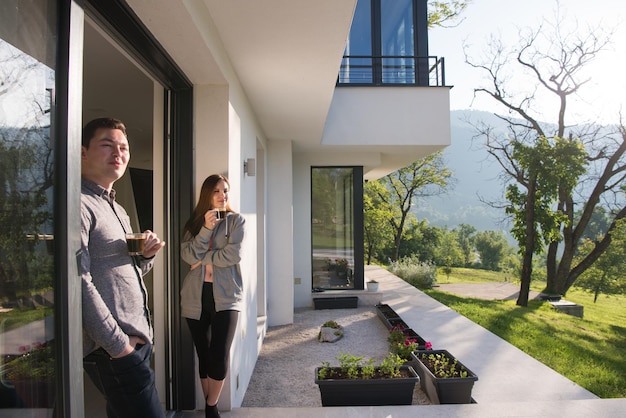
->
[216,209,228,220]
[126,232,147,256]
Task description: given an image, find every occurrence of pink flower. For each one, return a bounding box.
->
[425,341,433,350]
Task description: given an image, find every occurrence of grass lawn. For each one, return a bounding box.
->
[423,268,626,399]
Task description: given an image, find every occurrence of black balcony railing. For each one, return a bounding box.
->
[337,55,445,87]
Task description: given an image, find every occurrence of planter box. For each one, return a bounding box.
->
[375,304,400,325]
[411,350,478,404]
[387,317,410,330]
[315,365,419,406]
[313,296,358,310]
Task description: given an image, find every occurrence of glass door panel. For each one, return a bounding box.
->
[0,1,57,413]
[311,168,355,289]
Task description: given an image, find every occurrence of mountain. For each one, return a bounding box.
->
[416,110,513,235]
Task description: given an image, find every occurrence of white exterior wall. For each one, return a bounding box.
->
[292,154,311,308]
[266,139,294,326]
[192,82,265,408]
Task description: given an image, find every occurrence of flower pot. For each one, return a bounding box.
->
[411,349,478,404]
[366,281,379,292]
[315,365,419,406]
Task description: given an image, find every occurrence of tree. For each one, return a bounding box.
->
[428,1,472,28]
[373,152,453,261]
[453,223,477,266]
[0,41,54,300]
[433,228,464,269]
[399,219,442,263]
[574,219,626,302]
[465,7,626,305]
[474,230,509,271]
[364,180,395,264]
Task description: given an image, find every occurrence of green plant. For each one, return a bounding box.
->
[3,341,55,380]
[322,320,339,328]
[388,256,436,288]
[419,351,470,378]
[378,353,403,378]
[388,326,420,361]
[388,326,406,345]
[317,351,406,380]
[337,352,367,379]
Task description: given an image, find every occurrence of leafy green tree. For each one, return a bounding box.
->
[399,219,442,263]
[575,219,626,302]
[433,228,464,268]
[504,137,586,304]
[453,223,477,266]
[0,43,53,300]
[364,181,394,264]
[577,205,611,242]
[374,152,453,261]
[428,1,472,27]
[466,8,626,304]
[474,230,509,271]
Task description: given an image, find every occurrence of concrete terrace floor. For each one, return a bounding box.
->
[173,265,626,418]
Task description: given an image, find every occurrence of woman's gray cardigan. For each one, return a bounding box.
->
[180,213,245,319]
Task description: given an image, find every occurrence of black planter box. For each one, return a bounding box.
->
[313,296,358,310]
[411,349,478,404]
[315,365,419,406]
[375,304,400,326]
[387,317,410,330]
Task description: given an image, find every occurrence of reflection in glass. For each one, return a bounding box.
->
[381,0,415,84]
[339,0,372,83]
[1,3,56,412]
[311,168,355,289]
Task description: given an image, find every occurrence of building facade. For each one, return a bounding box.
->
[0,0,450,416]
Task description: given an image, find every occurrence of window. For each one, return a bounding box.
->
[338,0,435,86]
[0,2,58,412]
[311,167,364,290]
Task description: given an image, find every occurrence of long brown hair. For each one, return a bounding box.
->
[183,174,233,237]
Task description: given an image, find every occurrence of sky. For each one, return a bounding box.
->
[429,0,626,125]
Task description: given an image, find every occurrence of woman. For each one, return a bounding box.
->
[181,174,245,418]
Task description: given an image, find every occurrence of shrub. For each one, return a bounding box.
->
[388,256,437,289]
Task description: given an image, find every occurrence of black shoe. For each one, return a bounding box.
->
[205,402,220,418]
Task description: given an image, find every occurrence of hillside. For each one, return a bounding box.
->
[416,110,512,235]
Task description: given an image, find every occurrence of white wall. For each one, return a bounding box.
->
[193,82,265,410]
[266,139,295,326]
[292,154,312,308]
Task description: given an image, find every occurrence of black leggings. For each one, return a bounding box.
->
[186,282,239,380]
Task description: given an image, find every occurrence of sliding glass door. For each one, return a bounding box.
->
[311,167,364,290]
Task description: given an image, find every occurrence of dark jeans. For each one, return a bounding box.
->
[84,343,165,418]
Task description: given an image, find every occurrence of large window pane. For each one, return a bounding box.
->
[0,1,57,412]
[312,168,355,289]
[339,0,372,83]
[381,0,415,83]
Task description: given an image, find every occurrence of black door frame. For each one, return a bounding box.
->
[74,0,195,411]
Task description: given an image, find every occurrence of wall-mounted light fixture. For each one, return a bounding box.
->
[243,158,256,176]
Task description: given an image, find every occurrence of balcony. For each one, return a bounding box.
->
[338,55,446,87]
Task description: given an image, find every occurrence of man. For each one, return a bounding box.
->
[80,117,166,417]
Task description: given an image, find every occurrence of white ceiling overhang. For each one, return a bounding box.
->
[126,0,357,148]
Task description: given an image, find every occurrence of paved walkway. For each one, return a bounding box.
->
[174,266,626,417]
[435,282,542,301]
